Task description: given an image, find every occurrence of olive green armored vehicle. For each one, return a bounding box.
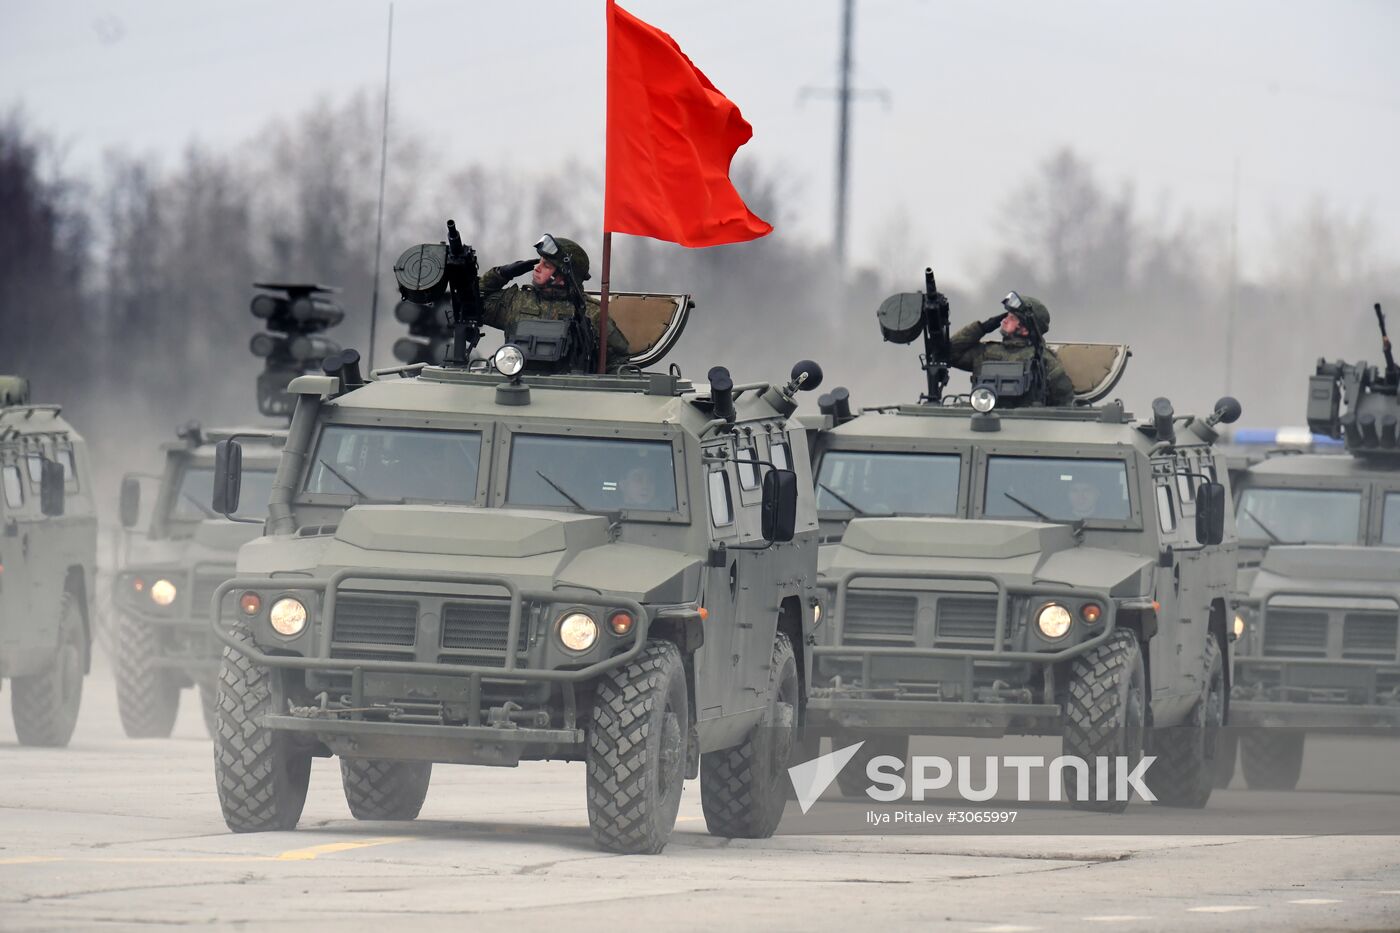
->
[111,284,343,738]
[1225,325,1400,790]
[205,225,821,854]
[1,376,98,747]
[802,279,1241,811]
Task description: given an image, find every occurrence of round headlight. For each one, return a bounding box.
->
[558,611,598,652]
[494,344,525,377]
[150,579,177,607]
[1036,603,1073,639]
[269,597,308,637]
[1233,613,1246,638]
[970,386,998,413]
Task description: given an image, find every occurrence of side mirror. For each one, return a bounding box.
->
[39,458,65,517]
[119,475,141,528]
[1196,481,1227,546]
[761,469,799,544]
[212,440,243,516]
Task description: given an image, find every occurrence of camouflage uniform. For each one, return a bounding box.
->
[478,264,629,365]
[948,296,1075,407]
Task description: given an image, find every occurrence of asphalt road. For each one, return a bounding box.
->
[3,653,1399,932]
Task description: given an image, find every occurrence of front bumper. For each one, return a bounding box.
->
[213,568,650,751]
[1228,698,1400,730]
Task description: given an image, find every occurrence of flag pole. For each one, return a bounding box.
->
[597,231,612,373]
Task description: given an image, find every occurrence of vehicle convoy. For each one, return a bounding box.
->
[1224,306,1400,790]
[205,224,822,854]
[111,284,342,738]
[0,376,98,747]
[801,274,1241,810]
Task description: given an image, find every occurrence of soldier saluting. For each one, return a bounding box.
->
[948,292,1075,407]
[479,235,630,367]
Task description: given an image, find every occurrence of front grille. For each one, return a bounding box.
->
[190,574,227,619]
[936,596,998,645]
[1263,610,1328,658]
[440,598,525,656]
[1343,613,1399,661]
[842,592,916,645]
[331,595,418,648]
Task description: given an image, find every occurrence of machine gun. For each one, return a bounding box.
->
[876,267,953,403]
[394,220,483,368]
[248,283,345,418]
[1376,302,1399,387]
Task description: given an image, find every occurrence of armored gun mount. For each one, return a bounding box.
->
[1307,357,1400,456]
[248,283,346,418]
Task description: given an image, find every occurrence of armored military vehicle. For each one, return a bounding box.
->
[204,224,822,854]
[1225,314,1400,789]
[0,376,98,746]
[801,277,1241,811]
[111,284,341,737]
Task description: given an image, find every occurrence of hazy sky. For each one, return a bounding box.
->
[4,0,1398,287]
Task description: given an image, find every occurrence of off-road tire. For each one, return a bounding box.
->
[213,623,311,832]
[586,640,688,854]
[1061,629,1146,813]
[1146,636,1224,808]
[1212,729,1238,789]
[1240,731,1305,790]
[11,591,85,747]
[114,611,180,739]
[835,733,910,798]
[340,759,433,820]
[701,633,798,838]
[198,678,218,739]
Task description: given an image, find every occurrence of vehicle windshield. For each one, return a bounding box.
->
[506,434,677,513]
[1235,486,1362,545]
[1384,493,1400,546]
[173,467,276,521]
[303,425,482,503]
[984,456,1132,522]
[815,451,960,516]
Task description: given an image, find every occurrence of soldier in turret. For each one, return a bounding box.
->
[949,292,1075,407]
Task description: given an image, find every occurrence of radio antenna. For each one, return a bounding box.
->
[367,2,394,371]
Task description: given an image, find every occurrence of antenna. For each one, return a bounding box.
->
[366,2,395,371]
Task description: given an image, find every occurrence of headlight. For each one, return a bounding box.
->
[1233,613,1246,638]
[558,611,598,652]
[970,386,998,413]
[1036,603,1073,639]
[813,602,823,625]
[269,597,308,637]
[150,579,177,607]
[494,344,525,377]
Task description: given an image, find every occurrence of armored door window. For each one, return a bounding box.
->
[59,446,77,489]
[736,441,760,490]
[3,464,22,508]
[25,453,43,484]
[816,451,960,516]
[708,469,734,527]
[306,425,482,504]
[984,457,1131,522]
[769,436,791,471]
[1155,484,1177,534]
[1236,487,1361,545]
[1381,492,1400,545]
[506,434,677,513]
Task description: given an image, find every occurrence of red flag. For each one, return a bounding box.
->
[605,1,772,248]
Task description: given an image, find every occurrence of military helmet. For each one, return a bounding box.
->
[534,234,591,282]
[1002,292,1051,336]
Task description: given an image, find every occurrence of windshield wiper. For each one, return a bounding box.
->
[1239,505,1302,546]
[536,469,587,511]
[817,482,891,517]
[316,459,373,500]
[1002,491,1058,523]
[180,491,217,519]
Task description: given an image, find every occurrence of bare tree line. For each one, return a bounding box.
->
[1,94,1397,508]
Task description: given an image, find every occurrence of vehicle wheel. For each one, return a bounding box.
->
[1212,729,1238,789]
[213,623,311,832]
[198,678,219,739]
[340,759,433,820]
[586,640,688,854]
[1240,731,1305,790]
[701,633,799,838]
[1146,636,1224,808]
[114,611,179,739]
[1061,629,1146,813]
[835,733,910,798]
[11,591,85,748]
